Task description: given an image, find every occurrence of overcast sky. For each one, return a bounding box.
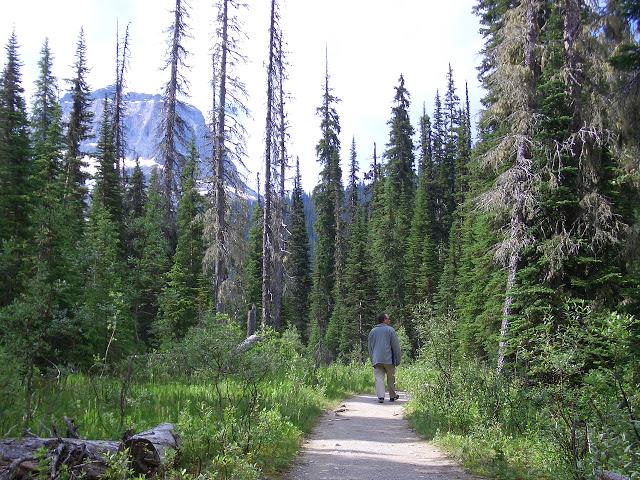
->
[2,0,484,192]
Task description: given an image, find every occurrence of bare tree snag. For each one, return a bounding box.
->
[494,0,540,374]
[212,0,229,312]
[272,31,287,331]
[247,304,257,336]
[113,21,130,183]
[262,0,279,328]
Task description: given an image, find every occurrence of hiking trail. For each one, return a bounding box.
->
[284,393,481,480]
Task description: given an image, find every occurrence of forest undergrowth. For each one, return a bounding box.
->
[399,303,639,480]
[0,316,371,479]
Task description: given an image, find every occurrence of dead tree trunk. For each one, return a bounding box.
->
[122,423,179,475]
[213,0,229,313]
[495,0,540,374]
[272,32,287,331]
[113,22,130,185]
[247,304,256,336]
[0,438,118,479]
[261,0,278,329]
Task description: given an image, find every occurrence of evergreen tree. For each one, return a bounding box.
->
[346,137,359,225]
[244,201,263,320]
[2,82,79,375]
[454,207,505,360]
[125,158,146,221]
[123,159,147,343]
[31,39,58,152]
[63,28,93,238]
[406,107,438,306]
[431,90,447,249]
[338,204,377,360]
[441,64,460,221]
[131,168,172,345]
[284,158,311,341]
[475,0,541,373]
[78,194,132,363]
[309,56,343,352]
[156,140,205,343]
[510,2,639,355]
[123,159,146,261]
[25,45,82,365]
[434,70,470,321]
[377,74,415,321]
[326,138,358,356]
[94,97,123,233]
[0,31,32,307]
[366,142,385,316]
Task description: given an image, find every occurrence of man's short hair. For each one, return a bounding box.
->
[377,312,388,324]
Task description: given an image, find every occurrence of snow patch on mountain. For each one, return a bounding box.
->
[63,87,257,200]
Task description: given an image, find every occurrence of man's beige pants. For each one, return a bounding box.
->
[373,363,396,399]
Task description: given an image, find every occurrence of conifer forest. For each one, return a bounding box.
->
[0,1,639,479]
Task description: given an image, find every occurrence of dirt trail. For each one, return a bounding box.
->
[284,393,480,480]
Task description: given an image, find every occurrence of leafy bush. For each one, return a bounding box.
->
[403,303,639,480]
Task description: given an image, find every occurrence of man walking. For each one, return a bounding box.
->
[368,312,401,403]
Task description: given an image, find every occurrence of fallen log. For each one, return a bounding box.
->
[0,423,178,479]
[122,423,179,475]
[234,334,263,355]
[0,437,118,479]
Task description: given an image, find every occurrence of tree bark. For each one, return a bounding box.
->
[496,0,539,374]
[213,0,229,312]
[113,22,130,184]
[0,438,118,479]
[261,0,277,329]
[122,423,179,475]
[247,304,256,336]
[563,0,582,104]
[272,32,287,331]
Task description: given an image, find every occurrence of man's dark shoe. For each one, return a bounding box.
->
[389,394,400,402]
[378,397,384,403]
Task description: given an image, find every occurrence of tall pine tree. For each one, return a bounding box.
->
[407,106,438,306]
[63,29,93,239]
[94,97,124,235]
[132,168,172,345]
[375,74,415,322]
[156,140,205,343]
[285,158,311,341]
[0,32,31,307]
[308,55,342,355]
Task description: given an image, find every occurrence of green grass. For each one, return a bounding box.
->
[405,405,559,480]
[0,362,372,477]
[398,364,564,480]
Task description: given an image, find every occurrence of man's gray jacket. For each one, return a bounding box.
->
[368,324,402,366]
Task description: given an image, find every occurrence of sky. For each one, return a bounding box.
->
[1,0,485,192]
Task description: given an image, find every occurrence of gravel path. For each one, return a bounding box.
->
[283,392,480,480]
